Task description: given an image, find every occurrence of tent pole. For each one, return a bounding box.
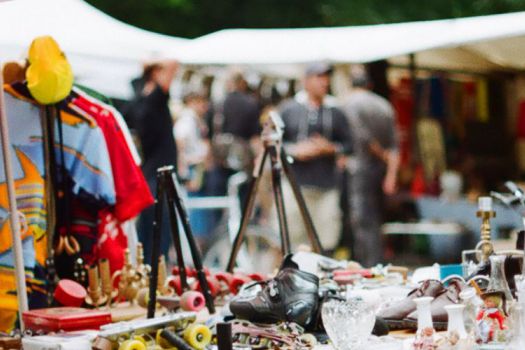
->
[0,64,29,330]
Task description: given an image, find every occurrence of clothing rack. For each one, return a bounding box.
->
[0,63,29,330]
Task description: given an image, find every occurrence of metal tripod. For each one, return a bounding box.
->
[226,111,324,273]
[148,166,215,317]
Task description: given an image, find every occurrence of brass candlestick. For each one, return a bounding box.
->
[86,264,107,308]
[476,197,496,263]
[136,243,151,289]
[158,255,173,295]
[98,258,116,308]
[112,249,142,304]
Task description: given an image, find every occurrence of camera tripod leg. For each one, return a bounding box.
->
[163,171,190,291]
[268,146,291,256]
[281,150,324,254]
[226,149,269,273]
[147,171,165,318]
[168,171,216,314]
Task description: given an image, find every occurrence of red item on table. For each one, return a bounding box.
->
[53,279,87,307]
[23,307,111,332]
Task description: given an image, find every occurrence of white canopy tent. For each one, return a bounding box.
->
[180,11,525,72]
[0,0,189,98]
[3,1,525,97]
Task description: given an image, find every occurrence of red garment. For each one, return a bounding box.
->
[517,101,525,139]
[71,90,154,221]
[97,211,128,274]
[71,90,153,272]
[391,78,414,166]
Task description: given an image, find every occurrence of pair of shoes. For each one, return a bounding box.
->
[230,254,390,335]
[229,255,320,329]
[379,279,465,330]
[404,278,466,330]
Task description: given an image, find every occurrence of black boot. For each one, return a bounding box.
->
[229,255,319,328]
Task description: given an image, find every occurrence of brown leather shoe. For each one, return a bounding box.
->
[404,278,466,331]
[378,280,446,330]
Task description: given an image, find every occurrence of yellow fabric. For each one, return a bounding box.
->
[476,79,490,123]
[0,150,47,267]
[0,268,26,332]
[26,36,73,105]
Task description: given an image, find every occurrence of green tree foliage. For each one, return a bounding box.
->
[86,0,525,38]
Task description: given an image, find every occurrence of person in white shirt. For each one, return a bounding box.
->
[173,92,211,240]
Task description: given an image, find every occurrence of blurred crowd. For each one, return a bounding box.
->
[124,60,400,268]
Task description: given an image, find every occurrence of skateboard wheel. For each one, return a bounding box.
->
[214,272,234,293]
[247,273,266,281]
[167,276,183,296]
[132,335,148,346]
[193,276,220,297]
[180,291,205,312]
[187,267,210,278]
[118,339,146,350]
[333,274,356,285]
[172,266,192,277]
[183,324,211,350]
[231,275,251,295]
[136,288,149,308]
[156,329,172,349]
[214,272,233,284]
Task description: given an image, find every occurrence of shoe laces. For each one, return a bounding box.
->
[267,280,280,300]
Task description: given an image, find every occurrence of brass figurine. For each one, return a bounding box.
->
[112,249,143,304]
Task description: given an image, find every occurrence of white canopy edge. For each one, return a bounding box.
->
[3,0,525,98]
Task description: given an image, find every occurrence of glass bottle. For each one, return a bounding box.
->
[506,304,525,350]
[459,287,480,336]
[488,255,513,304]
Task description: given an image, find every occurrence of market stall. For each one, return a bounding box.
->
[4,3,525,350]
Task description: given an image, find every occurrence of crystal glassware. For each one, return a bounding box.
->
[321,298,376,350]
[459,287,480,335]
[487,255,513,303]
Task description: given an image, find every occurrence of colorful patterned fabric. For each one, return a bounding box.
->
[0,83,115,331]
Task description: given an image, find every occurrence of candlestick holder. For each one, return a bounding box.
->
[136,243,151,289]
[158,255,174,295]
[99,258,117,308]
[86,264,107,308]
[112,249,143,304]
[476,197,496,263]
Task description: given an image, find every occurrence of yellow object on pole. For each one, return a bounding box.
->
[0,63,29,330]
[26,36,73,105]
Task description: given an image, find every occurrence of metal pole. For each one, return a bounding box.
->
[0,66,29,329]
[147,171,165,318]
[281,150,324,254]
[268,146,291,256]
[226,149,268,272]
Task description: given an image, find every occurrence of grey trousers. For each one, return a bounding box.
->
[270,181,341,251]
[350,171,385,267]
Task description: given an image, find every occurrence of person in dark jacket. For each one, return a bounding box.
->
[132,60,179,263]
